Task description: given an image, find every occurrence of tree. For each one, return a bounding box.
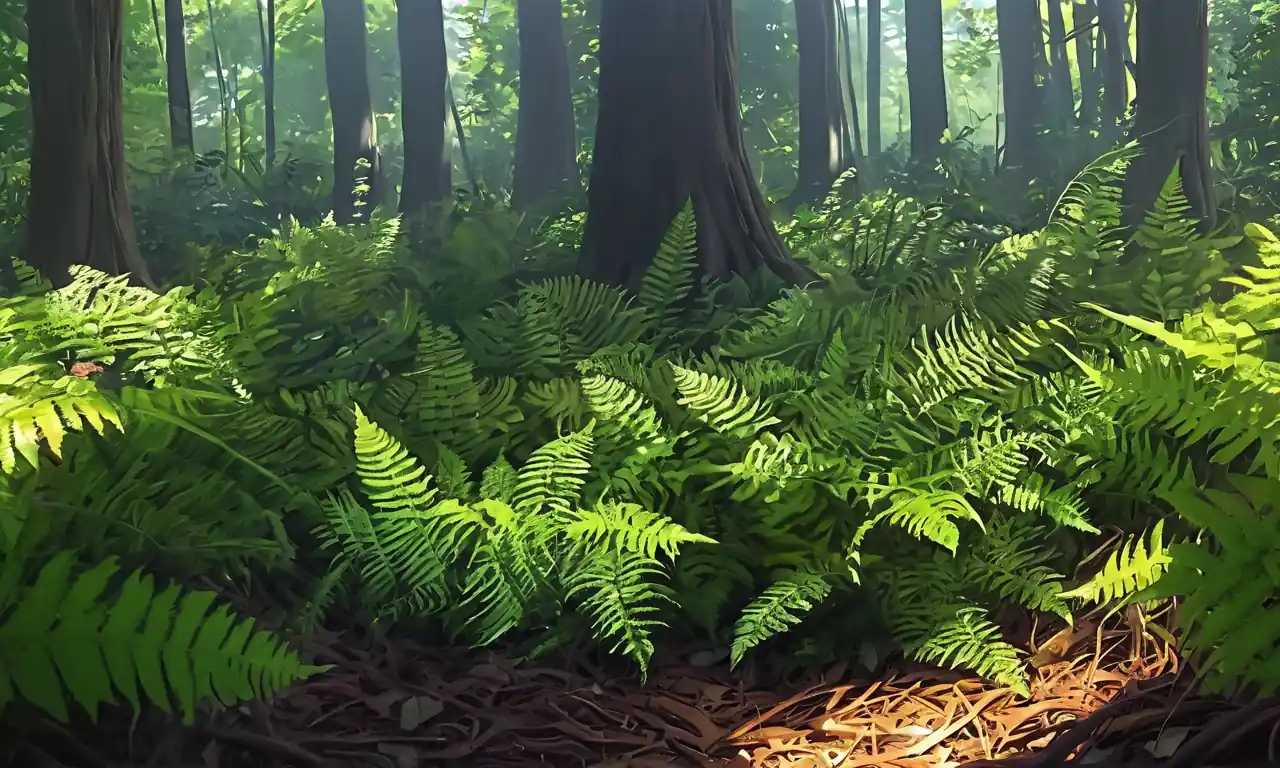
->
[1073,0,1100,130]
[1097,0,1129,136]
[867,0,882,163]
[322,0,382,223]
[904,0,946,159]
[25,0,153,286]
[397,0,451,217]
[1122,0,1215,229]
[789,0,855,206]
[997,0,1040,178]
[1045,0,1074,125]
[164,0,193,153]
[512,0,578,212]
[580,0,812,287]
[256,0,276,166]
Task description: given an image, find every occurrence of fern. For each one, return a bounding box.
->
[731,571,832,667]
[1060,520,1171,605]
[639,199,698,330]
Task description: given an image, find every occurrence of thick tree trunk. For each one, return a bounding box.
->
[1073,0,1100,130]
[866,0,882,163]
[1122,0,1214,229]
[998,0,1040,179]
[257,0,276,166]
[25,0,153,287]
[164,0,193,153]
[580,0,812,288]
[512,0,578,212]
[1097,0,1128,137]
[322,0,382,223]
[1045,0,1074,126]
[789,0,854,207]
[904,0,947,160]
[396,0,450,216]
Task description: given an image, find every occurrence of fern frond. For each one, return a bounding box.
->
[731,571,832,667]
[1059,520,1171,605]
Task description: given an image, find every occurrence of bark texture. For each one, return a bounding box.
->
[789,0,855,206]
[904,0,947,159]
[257,0,276,166]
[1097,0,1129,136]
[512,0,577,212]
[26,0,153,287]
[1073,0,1099,130]
[1045,0,1074,126]
[580,0,812,288]
[997,0,1040,178]
[323,0,382,223]
[866,0,882,161]
[396,0,451,216]
[1122,0,1215,230]
[164,0,193,153]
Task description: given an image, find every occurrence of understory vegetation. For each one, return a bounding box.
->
[4,0,1280,752]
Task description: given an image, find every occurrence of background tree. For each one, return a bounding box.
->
[511,0,577,212]
[322,0,382,223]
[1045,0,1074,126]
[580,0,811,287]
[1097,0,1129,137]
[1123,0,1215,229]
[866,0,882,166]
[256,0,276,166]
[397,0,451,216]
[25,0,153,286]
[164,0,194,153]
[997,0,1039,179]
[1073,0,1100,130]
[789,0,854,206]
[904,0,946,159]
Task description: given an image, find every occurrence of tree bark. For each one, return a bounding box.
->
[579,0,812,288]
[998,0,1040,179]
[1122,0,1214,230]
[1097,0,1128,137]
[1073,0,1099,130]
[904,0,947,160]
[164,0,194,154]
[1045,0,1074,126]
[789,0,855,207]
[396,0,451,217]
[322,0,382,223]
[256,0,276,166]
[867,0,882,163]
[512,0,578,212]
[25,0,153,287]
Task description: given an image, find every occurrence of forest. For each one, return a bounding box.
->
[0,0,1278,765]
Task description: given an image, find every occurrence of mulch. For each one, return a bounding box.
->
[9,609,1280,768]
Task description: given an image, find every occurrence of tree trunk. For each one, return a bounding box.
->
[1097,0,1128,137]
[1073,0,1099,130]
[25,0,153,287]
[397,0,450,216]
[163,0,193,154]
[579,0,812,288]
[322,0,382,223]
[1045,0,1074,126]
[1122,0,1214,229]
[789,0,854,207]
[904,0,947,159]
[867,0,882,163]
[257,0,276,166]
[998,0,1040,179]
[512,0,578,212]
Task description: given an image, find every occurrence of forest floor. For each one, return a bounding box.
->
[18,610,1279,768]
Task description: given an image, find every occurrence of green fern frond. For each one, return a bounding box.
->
[0,365,123,473]
[672,364,781,439]
[1060,520,1171,605]
[512,425,595,517]
[0,552,323,724]
[730,571,832,667]
[564,501,715,560]
[916,607,1029,696]
[639,200,697,329]
[967,518,1072,623]
[566,550,672,673]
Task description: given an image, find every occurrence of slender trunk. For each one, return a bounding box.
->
[998,0,1040,178]
[1122,0,1214,229]
[164,0,193,153]
[257,0,276,166]
[512,0,578,212]
[397,0,450,215]
[25,0,153,286]
[1097,0,1128,136]
[904,0,946,159]
[836,0,862,163]
[1073,0,1099,130]
[580,0,813,288]
[1045,0,1074,126]
[790,0,854,206]
[323,0,382,223]
[867,0,881,163]
[206,0,232,173]
[149,0,165,58]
